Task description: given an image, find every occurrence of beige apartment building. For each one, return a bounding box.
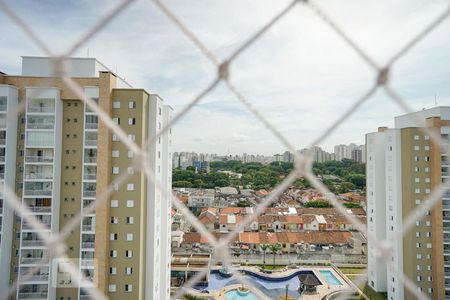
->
[367,107,450,300]
[0,57,173,300]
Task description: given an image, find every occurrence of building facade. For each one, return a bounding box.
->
[367,107,450,300]
[0,57,172,300]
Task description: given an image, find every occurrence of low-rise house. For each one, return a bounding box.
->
[219,213,242,233]
[198,208,217,231]
[187,189,215,208]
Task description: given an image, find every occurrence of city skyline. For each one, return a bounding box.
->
[1,0,450,154]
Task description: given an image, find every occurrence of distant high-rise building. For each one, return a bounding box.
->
[366,107,450,300]
[0,57,173,300]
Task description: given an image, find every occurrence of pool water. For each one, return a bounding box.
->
[225,289,258,300]
[319,270,342,285]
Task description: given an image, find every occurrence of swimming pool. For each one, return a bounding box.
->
[195,270,321,299]
[225,289,258,300]
[319,270,342,285]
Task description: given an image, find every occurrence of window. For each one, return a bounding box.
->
[125,250,133,258]
[111,216,118,224]
[111,200,118,208]
[113,117,120,125]
[425,188,430,194]
[126,200,134,208]
[110,233,118,241]
[414,156,419,161]
[128,118,136,125]
[112,134,119,142]
[415,178,420,183]
[414,135,420,140]
[426,221,431,226]
[109,267,117,275]
[125,267,132,275]
[416,232,420,237]
[426,243,432,248]
[417,265,421,270]
[112,167,120,174]
[425,156,430,161]
[110,250,117,258]
[128,101,136,109]
[125,284,132,292]
[127,167,134,175]
[425,146,430,151]
[126,233,133,241]
[428,288,433,293]
[425,178,430,183]
[414,146,419,151]
[428,276,433,282]
[113,101,121,109]
[108,284,116,292]
[415,167,420,172]
[425,167,430,172]
[128,150,134,158]
[416,242,421,248]
[415,199,421,204]
[112,150,119,158]
[415,188,420,194]
[126,217,134,224]
[426,232,432,237]
[128,134,135,141]
[127,184,134,191]
[417,276,422,282]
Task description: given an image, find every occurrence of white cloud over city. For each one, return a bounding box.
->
[1,0,450,155]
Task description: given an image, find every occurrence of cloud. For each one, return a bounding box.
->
[1,0,450,155]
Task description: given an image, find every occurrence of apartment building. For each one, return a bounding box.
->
[0,56,173,300]
[366,107,450,300]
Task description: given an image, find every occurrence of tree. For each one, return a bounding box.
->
[346,174,366,189]
[268,244,282,267]
[260,244,269,268]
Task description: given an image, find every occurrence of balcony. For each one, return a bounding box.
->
[0,139,5,145]
[27,106,54,113]
[0,156,5,162]
[28,206,51,213]
[0,173,4,180]
[82,224,95,232]
[24,189,52,196]
[81,242,95,249]
[0,104,7,111]
[84,157,97,164]
[83,173,96,181]
[27,123,54,130]
[17,292,48,299]
[80,259,95,268]
[24,173,53,180]
[25,156,53,163]
[22,240,44,247]
[85,139,97,147]
[19,274,49,282]
[21,257,49,265]
[83,191,96,198]
[23,220,51,231]
[85,123,98,130]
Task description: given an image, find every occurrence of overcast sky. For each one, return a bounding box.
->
[1,0,450,155]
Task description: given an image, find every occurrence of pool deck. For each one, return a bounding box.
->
[184,266,353,300]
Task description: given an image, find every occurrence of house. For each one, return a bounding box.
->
[198,208,217,231]
[218,213,242,233]
[187,189,215,208]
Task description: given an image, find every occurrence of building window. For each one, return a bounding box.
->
[112,150,119,157]
[128,118,136,125]
[416,242,421,248]
[110,250,117,258]
[426,243,432,248]
[113,117,120,125]
[415,167,420,172]
[108,284,116,292]
[416,232,420,237]
[128,150,134,158]
[127,167,134,175]
[415,178,420,183]
[414,135,420,140]
[425,156,430,161]
[125,267,132,275]
[125,284,133,292]
[127,184,134,191]
[126,217,134,224]
[414,156,419,161]
[125,250,133,258]
[128,134,135,141]
[425,178,430,183]
[426,232,431,237]
[417,265,421,270]
[112,134,119,142]
[126,200,134,208]
[126,233,133,241]
[109,267,117,275]
[426,221,431,226]
[112,167,120,174]
[113,101,121,109]
[414,146,419,151]
[110,233,118,241]
[415,199,421,204]
[111,200,119,208]
[424,146,430,151]
[111,216,118,224]
[128,101,136,109]
[415,188,420,194]
[425,188,430,194]
[417,276,422,282]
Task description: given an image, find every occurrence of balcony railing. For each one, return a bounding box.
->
[24,173,53,180]
[0,173,4,180]
[82,224,95,232]
[21,257,49,264]
[23,220,51,230]
[83,174,96,180]
[27,106,54,113]
[24,189,52,196]
[22,240,44,247]
[25,156,53,163]
[0,105,7,111]
[84,157,97,163]
[85,140,97,147]
[83,191,96,198]
[0,156,5,162]
[27,206,51,213]
[17,292,48,299]
[85,123,98,130]
[0,139,5,145]
[81,242,95,249]
[80,259,95,267]
[19,274,49,282]
[27,123,54,130]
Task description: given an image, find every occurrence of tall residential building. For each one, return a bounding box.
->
[366,107,450,300]
[0,57,173,300]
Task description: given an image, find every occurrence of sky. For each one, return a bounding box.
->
[1,0,450,155]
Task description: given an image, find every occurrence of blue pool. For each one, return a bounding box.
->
[225,289,258,300]
[195,270,322,299]
[319,270,342,285]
